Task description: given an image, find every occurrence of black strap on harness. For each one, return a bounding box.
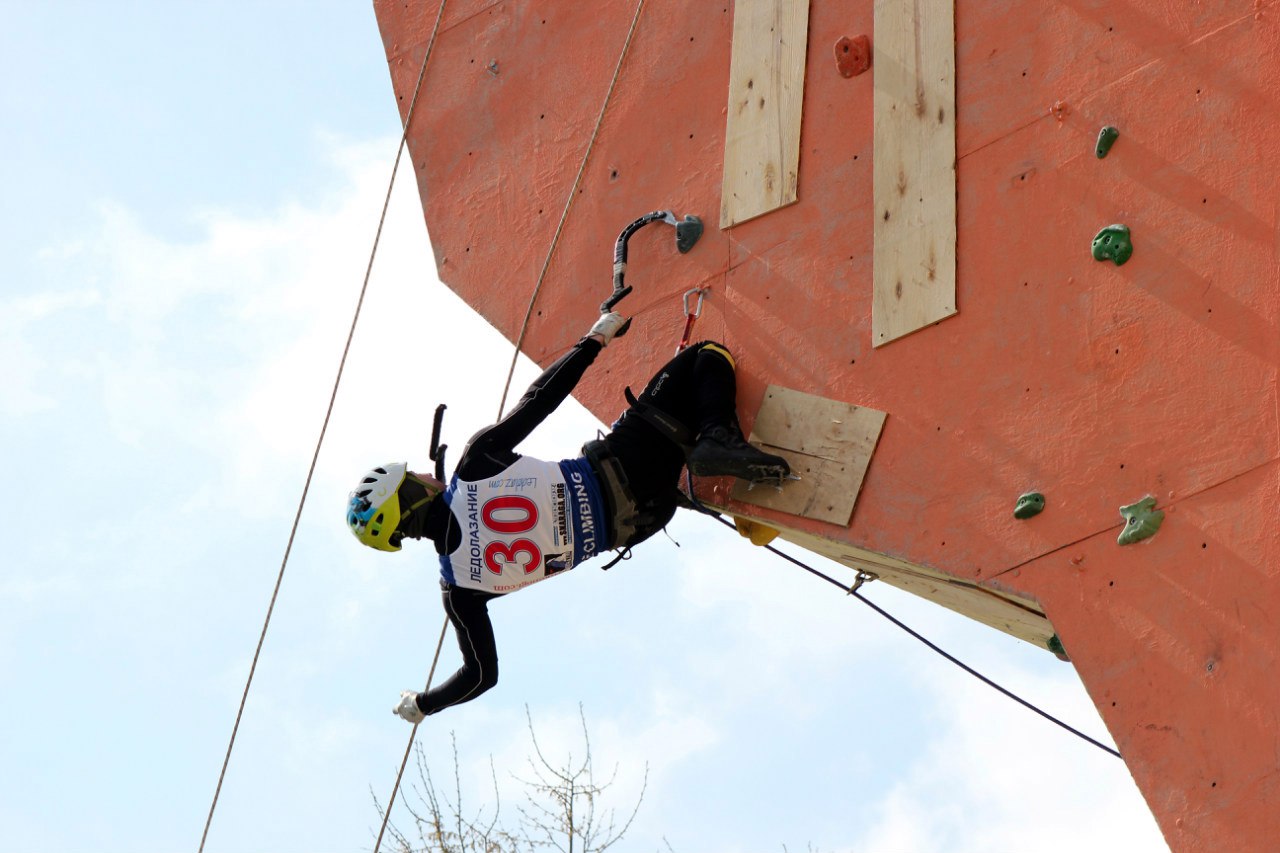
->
[620,387,696,452]
[582,438,680,568]
[582,438,640,551]
[582,391,706,569]
[598,546,633,571]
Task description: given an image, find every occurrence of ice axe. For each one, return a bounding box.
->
[428,403,448,482]
[600,210,704,315]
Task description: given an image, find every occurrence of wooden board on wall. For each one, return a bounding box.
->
[720,0,811,228]
[872,0,957,346]
[731,384,886,526]
[726,508,1056,649]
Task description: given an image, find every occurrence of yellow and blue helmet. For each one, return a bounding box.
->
[347,462,409,552]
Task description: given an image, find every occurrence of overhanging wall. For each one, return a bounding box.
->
[373,2,1280,849]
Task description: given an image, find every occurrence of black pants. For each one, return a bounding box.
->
[418,583,500,715]
[601,340,739,541]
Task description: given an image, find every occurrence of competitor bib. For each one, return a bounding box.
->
[439,456,606,594]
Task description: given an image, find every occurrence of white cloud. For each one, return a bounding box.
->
[0,287,103,416]
[847,663,1166,853]
[0,571,84,605]
[16,132,515,527]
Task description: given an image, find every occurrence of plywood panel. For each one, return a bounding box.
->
[872,0,957,346]
[731,385,886,526]
[725,508,1056,649]
[720,0,810,228]
[834,548,1055,649]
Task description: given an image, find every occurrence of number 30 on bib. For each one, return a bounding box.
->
[481,495,542,574]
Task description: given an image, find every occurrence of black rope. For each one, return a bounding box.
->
[706,515,1122,760]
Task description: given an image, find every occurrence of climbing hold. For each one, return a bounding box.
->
[1118,496,1164,545]
[834,35,872,78]
[1092,224,1134,266]
[1047,634,1070,661]
[1096,126,1120,158]
[674,215,704,254]
[1014,492,1046,519]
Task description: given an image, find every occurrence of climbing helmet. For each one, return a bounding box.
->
[347,462,409,552]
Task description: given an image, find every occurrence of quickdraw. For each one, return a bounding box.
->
[848,570,879,595]
[676,287,708,354]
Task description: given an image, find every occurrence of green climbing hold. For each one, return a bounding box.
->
[1096,125,1120,158]
[1014,492,1045,519]
[1118,496,1165,545]
[1092,224,1134,266]
[1047,634,1070,661]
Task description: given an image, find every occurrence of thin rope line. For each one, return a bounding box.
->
[707,516,1122,760]
[372,615,450,853]
[196,4,448,850]
[495,0,648,419]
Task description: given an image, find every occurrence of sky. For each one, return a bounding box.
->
[0,3,1167,852]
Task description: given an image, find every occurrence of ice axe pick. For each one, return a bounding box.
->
[601,210,704,314]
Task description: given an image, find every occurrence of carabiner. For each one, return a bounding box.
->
[683,287,707,319]
[676,288,709,354]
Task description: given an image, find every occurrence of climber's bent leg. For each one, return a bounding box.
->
[608,342,790,484]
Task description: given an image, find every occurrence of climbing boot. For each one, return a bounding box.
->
[687,425,791,483]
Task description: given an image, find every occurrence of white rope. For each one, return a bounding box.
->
[374,1,649,848]
[371,616,450,853]
[196,2,448,850]
[496,0,649,418]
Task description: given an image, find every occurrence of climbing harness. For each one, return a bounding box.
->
[582,438,641,548]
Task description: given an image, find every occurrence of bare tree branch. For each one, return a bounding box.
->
[382,709,647,853]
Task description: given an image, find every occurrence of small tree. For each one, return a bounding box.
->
[374,705,647,853]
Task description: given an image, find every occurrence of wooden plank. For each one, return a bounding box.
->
[726,510,1057,650]
[731,385,886,526]
[719,0,810,228]
[872,0,957,346]
[837,550,1055,648]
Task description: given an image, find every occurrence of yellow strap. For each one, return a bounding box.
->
[734,517,780,546]
[701,342,736,370]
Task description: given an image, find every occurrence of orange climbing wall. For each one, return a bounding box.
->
[373,2,1280,850]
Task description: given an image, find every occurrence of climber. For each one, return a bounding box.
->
[345,311,790,723]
